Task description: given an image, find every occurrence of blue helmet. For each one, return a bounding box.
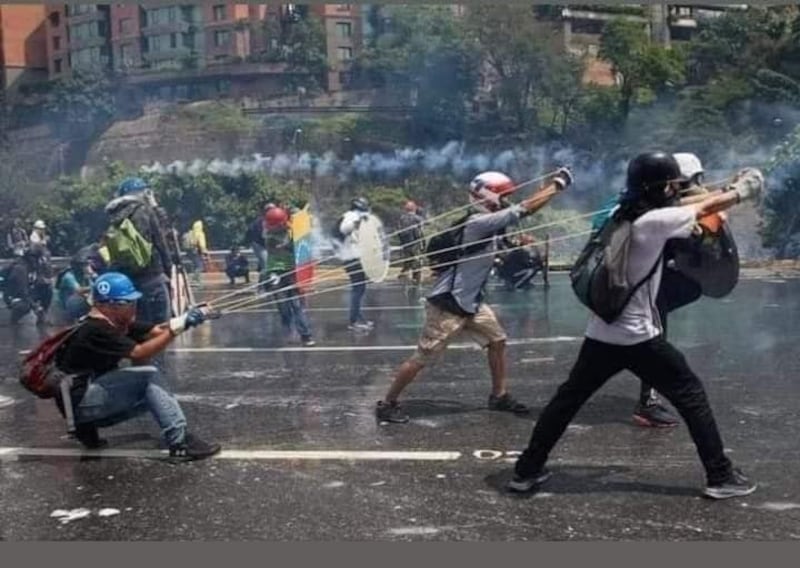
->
[117,177,149,197]
[92,272,142,303]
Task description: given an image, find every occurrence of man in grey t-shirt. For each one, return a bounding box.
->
[376,168,573,424]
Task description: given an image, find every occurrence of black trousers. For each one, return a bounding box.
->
[639,268,703,404]
[516,336,733,485]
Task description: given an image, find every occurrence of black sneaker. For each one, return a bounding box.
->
[703,468,757,500]
[507,468,552,493]
[74,424,108,450]
[633,401,679,428]
[168,432,222,461]
[375,401,409,424]
[488,393,530,415]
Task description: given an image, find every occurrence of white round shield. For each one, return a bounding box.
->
[356,213,391,283]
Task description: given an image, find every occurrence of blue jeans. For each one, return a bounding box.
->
[344,261,367,324]
[75,366,187,447]
[277,290,313,340]
[135,280,172,324]
[252,242,268,274]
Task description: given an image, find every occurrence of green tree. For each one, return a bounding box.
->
[599,19,685,121]
[464,4,560,134]
[355,5,479,142]
[43,69,116,139]
[761,125,800,258]
[260,14,329,92]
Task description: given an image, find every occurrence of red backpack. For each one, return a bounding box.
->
[19,326,80,399]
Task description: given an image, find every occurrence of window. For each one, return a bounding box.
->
[67,5,95,17]
[336,4,351,11]
[48,11,60,27]
[53,36,61,51]
[170,33,178,49]
[213,4,227,21]
[337,46,352,61]
[54,58,63,73]
[149,35,165,51]
[120,43,135,66]
[571,19,604,35]
[670,27,693,42]
[119,18,133,34]
[214,29,231,47]
[335,22,352,39]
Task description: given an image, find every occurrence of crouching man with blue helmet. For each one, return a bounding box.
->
[54,272,220,461]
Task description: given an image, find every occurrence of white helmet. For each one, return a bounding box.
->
[673,153,704,185]
[469,171,516,213]
[33,220,46,230]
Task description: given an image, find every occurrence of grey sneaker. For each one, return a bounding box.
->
[348,322,372,332]
[703,468,757,500]
[375,401,409,424]
[507,468,552,493]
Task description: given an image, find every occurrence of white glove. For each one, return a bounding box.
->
[169,313,188,336]
[727,168,764,204]
[552,167,574,191]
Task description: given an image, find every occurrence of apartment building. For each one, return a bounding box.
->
[557,4,746,85]
[40,3,361,93]
[0,4,48,96]
[309,4,362,91]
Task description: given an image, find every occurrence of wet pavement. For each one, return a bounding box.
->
[1,272,800,540]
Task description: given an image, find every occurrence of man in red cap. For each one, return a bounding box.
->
[262,206,315,347]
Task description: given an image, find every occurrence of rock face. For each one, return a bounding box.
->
[84,104,284,172]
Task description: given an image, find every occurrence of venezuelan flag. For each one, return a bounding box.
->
[291,205,315,293]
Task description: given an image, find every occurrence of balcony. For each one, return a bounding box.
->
[141,20,193,36]
[66,8,108,26]
[142,46,193,62]
[567,5,647,18]
[68,34,110,51]
[562,7,648,23]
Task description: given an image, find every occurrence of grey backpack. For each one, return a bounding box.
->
[570,213,660,323]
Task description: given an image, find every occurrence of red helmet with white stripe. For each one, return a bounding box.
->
[469,171,516,213]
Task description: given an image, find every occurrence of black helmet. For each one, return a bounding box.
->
[351,197,370,212]
[625,152,682,207]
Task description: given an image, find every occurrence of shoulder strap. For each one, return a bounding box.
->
[626,253,663,302]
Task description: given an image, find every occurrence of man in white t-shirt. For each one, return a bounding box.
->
[509,152,764,500]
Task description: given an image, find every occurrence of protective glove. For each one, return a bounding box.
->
[169,305,208,335]
[185,306,208,330]
[726,168,764,205]
[552,166,574,191]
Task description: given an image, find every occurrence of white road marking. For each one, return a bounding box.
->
[0,447,462,462]
[163,336,581,355]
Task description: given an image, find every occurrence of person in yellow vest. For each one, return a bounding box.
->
[187,220,209,283]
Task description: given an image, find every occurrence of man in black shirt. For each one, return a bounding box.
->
[2,248,47,325]
[225,246,250,285]
[56,271,220,460]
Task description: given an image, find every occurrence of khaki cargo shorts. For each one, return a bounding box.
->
[411,301,507,365]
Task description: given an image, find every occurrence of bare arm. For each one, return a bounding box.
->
[129,325,175,363]
[678,189,723,206]
[519,182,562,215]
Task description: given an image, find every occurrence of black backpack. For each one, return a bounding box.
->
[425,214,490,274]
[570,213,661,323]
[327,214,346,244]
